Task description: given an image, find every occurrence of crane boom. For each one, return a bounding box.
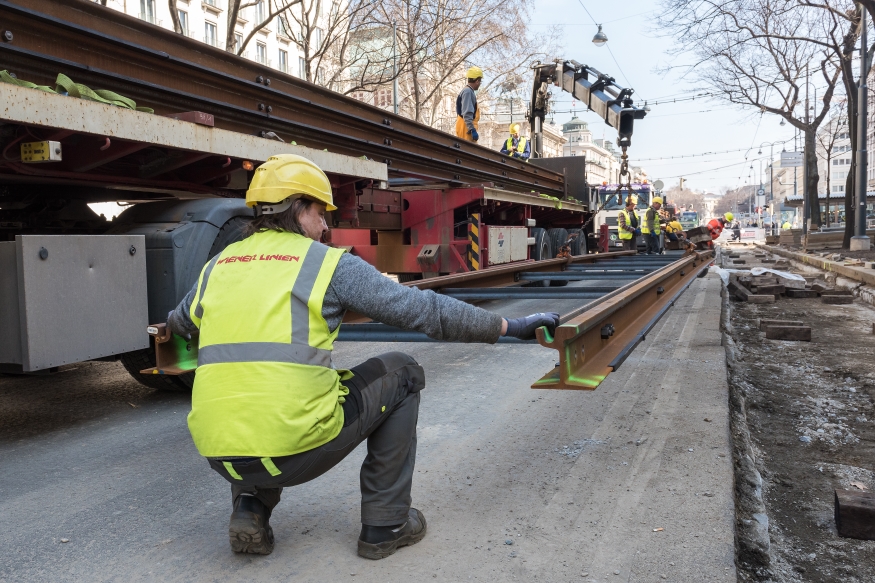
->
[528,60,647,157]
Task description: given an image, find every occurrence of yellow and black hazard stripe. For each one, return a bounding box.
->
[467,213,480,270]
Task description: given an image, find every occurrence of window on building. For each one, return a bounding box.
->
[314,28,323,52]
[351,92,369,103]
[178,10,189,35]
[316,67,324,84]
[204,21,218,47]
[203,0,216,6]
[255,0,266,22]
[234,33,243,53]
[377,87,393,108]
[140,0,156,24]
[833,185,844,192]
[276,16,292,38]
[278,49,288,73]
[298,57,307,79]
[256,42,267,64]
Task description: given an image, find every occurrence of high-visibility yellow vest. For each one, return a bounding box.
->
[504,137,528,156]
[618,209,639,240]
[641,207,662,235]
[665,220,683,234]
[187,230,347,458]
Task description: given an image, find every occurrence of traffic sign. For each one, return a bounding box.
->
[780,151,803,167]
[653,179,664,190]
[757,188,765,195]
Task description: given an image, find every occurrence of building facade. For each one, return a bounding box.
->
[561,117,631,185]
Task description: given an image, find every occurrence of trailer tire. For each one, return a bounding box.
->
[526,227,551,287]
[567,228,586,256]
[120,340,194,392]
[207,216,251,259]
[546,228,569,287]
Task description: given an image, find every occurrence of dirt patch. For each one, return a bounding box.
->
[726,285,875,581]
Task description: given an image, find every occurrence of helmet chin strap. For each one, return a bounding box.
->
[259,196,296,215]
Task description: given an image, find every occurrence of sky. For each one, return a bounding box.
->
[530,0,803,195]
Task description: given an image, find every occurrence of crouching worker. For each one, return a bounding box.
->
[163,154,560,559]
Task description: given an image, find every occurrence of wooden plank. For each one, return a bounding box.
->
[823,295,854,305]
[758,319,804,330]
[786,289,819,299]
[764,326,811,341]
[734,283,776,303]
[835,489,875,540]
[755,284,785,296]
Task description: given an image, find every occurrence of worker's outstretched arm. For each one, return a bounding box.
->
[323,253,504,342]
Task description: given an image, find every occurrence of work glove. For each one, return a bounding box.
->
[166,310,192,341]
[504,312,560,340]
[470,128,480,142]
[634,228,642,236]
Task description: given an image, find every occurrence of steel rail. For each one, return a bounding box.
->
[531,250,714,390]
[143,250,710,386]
[0,0,566,197]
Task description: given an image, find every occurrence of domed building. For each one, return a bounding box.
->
[561,116,623,185]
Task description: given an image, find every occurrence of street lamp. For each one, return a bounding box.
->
[592,25,608,47]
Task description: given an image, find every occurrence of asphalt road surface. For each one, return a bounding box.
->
[0,275,735,583]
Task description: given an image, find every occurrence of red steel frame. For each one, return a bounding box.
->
[330,186,587,276]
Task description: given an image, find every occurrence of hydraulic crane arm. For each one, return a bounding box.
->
[527,60,647,157]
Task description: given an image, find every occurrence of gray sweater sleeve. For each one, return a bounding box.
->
[167,282,200,336]
[322,253,503,343]
[459,87,477,132]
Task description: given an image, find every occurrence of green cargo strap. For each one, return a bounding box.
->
[261,457,282,477]
[0,70,55,93]
[223,461,243,480]
[0,70,154,113]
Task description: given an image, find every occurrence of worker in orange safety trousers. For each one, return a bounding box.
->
[162,154,560,560]
[455,66,483,142]
[500,123,531,160]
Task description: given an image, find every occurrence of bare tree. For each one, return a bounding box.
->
[167,0,183,34]
[815,101,848,226]
[370,0,558,126]
[658,0,846,229]
[226,0,303,55]
[280,0,379,85]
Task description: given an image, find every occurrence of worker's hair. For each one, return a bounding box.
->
[243,197,314,238]
[468,77,481,83]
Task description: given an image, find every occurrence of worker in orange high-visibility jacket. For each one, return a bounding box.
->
[706,212,734,246]
[162,153,560,561]
[455,66,483,142]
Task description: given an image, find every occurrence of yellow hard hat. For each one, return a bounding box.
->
[724,212,734,222]
[652,196,663,205]
[509,123,521,134]
[466,66,483,80]
[245,154,336,212]
[626,195,638,206]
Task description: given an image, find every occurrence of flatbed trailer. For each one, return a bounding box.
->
[0,0,597,388]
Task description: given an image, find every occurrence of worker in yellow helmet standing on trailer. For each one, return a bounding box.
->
[500,123,531,160]
[455,66,483,142]
[161,153,559,560]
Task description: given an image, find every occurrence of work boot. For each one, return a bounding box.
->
[228,495,275,555]
[357,508,427,560]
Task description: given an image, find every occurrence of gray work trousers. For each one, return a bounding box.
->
[621,235,637,251]
[207,352,425,526]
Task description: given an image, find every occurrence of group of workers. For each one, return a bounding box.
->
[455,65,531,160]
[619,195,735,252]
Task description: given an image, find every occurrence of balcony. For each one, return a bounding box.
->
[139,12,160,26]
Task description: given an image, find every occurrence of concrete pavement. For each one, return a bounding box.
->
[0,274,735,583]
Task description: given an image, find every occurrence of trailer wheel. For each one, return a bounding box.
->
[546,228,569,287]
[526,227,551,287]
[567,228,586,256]
[207,216,251,259]
[120,339,194,392]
